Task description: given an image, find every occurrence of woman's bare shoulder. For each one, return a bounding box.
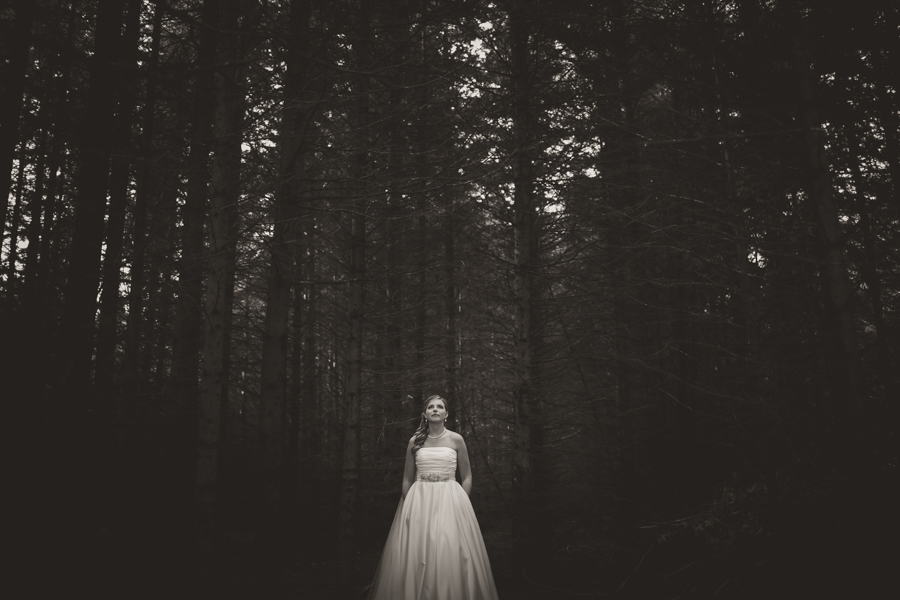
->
[448,430,466,445]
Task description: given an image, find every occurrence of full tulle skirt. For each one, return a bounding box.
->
[367,480,499,600]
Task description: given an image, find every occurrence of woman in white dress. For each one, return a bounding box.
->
[367,395,500,600]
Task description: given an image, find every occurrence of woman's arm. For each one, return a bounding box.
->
[401,437,416,500]
[456,435,473,496]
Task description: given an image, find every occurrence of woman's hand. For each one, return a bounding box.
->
[456,434,473,496]
[401,436,416,499]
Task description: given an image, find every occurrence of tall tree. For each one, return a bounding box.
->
[338,0,372,578]
[171,0,219,422]
[22,123,48,299]
[788,0,862,413]
[508,0,541,574]
[56,0,126,400]
[259,0,314,512]
[0,0,36,225]
[298,216,319,509]
[197,0,242,537]
[123,0,164,399]
[95,0,141,403]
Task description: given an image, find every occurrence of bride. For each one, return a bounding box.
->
[367,395,499,599]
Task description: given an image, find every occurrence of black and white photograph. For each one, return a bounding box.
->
[3,0,898,597]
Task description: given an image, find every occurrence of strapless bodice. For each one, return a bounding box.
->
[415,446,456,482]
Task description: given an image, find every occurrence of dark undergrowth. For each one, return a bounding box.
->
[10,373,898,600]
[14,449,897,600]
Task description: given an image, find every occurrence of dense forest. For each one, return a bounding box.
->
[3,0,898,597]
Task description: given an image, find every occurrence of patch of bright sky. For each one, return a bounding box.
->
[722,1,740,23]
[452,22,492,60]
[547,105,592,124]
[748,250,767,268]
[542,184,564,214]
[545,138,574,155]
[459,81,482,98]
[468,37,489,60]
[839,178,858,195]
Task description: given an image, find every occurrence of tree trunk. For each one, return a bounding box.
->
[384,12,407,449]
[339,207,367,577]
[259,0,312,513]
[95,0,141,404]
[871,10,900,217]
[338,0,371,579]
[790,15,863,414]
[22,103,51,302]
[706,8,760,367]
[846,135,893,396]
[301,223,318,508]
[0,0,35,225]
[444,217,459,412]
[171,0,219,421]
[410,15,429,410]
[145,170,180,387]
[196,0,241,541]
[57,0,126,399]
[880,93,900,216]
[509,0,540,575]
[35,134,62,323]
[412,213,427,407]
[385,216,404,449]
[287,250,303,512]
[124,0,163,400]
[33,33,73,328]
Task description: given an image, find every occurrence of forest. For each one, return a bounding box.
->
[3,0,898,598]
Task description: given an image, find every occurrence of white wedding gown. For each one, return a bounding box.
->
[367,446,499,600]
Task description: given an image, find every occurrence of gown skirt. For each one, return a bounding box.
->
[367,446,499,600]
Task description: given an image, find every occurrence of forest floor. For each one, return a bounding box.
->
[13,488,900,600]
[12,401,899,599]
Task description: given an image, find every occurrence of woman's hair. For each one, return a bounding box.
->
[411,394,448,455]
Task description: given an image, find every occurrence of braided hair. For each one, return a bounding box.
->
[412,394,448,455]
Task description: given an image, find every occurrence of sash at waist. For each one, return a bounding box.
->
[416,472,453,482]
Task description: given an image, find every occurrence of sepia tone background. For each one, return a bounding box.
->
[3,0,898,597]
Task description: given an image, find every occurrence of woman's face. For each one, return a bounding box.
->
[424,398,448,423]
